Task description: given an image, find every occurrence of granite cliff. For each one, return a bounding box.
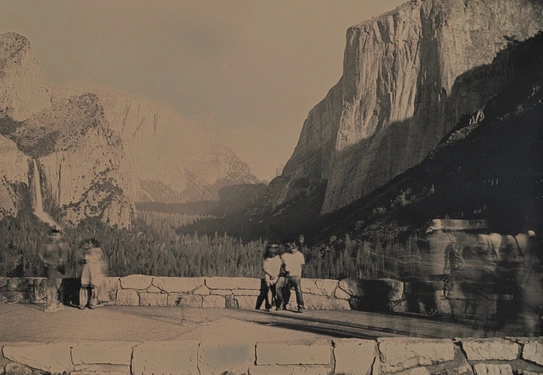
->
[71,85,259,204]
[269,0,543,215]
[0,32,257,227]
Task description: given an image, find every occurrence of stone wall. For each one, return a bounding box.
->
[0,276,516,317]
[1,338,542,375]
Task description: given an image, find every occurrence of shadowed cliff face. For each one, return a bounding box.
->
[277,0,543,215]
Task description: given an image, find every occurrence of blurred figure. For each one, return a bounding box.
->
[417,219,451,316]
[39,228,68,312]
[255,243,282,311]
[276,240,305,313]
[516,230,543,336]
[79,238,106,310]
[457,232,500,334]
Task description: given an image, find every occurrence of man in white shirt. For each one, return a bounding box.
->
[276,241,305,313]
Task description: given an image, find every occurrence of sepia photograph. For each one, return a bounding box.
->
[0,0,542,374]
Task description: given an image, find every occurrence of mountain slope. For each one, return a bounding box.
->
[267,0,543,215]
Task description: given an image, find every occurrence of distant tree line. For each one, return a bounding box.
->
[0,210,422,280]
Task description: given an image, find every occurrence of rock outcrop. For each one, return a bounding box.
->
[0,32,52,121]
[275,0,543,214]
[75,85,259,203]
[0,31,259,227]
[1,93,136,228]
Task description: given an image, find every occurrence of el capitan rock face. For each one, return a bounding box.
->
[277,0,543,214]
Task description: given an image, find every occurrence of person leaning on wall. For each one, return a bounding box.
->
[39,228,68,312]
[255,243,282,311]
[79,238,106,310]
[276,239,305,313]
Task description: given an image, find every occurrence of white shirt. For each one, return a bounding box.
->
[263,255,282,277]
[281,250,305,276]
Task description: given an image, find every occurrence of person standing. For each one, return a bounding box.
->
[79,238,106,310]
[255,243,282,311]
[39,228,68,312]
[276,240,305,313]
[420,219,451,316]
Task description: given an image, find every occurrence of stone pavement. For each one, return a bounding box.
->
[0,303,526,343]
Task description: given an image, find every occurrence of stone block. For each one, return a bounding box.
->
[225,295,238,309]
[338,278,365,297]
[211,289,233,295]
[102,277,120,303]
[119,275,153,290]
[340,278,403,299]
[132,341,199,375]
[3,291,25,303]
[198,341,254,375]
[167,293,182,307]
[3,343,74,374]
[4,363,34,375]
[256,342,332,365]
[7,278,33,292]
[202,295,225,308]
[249,365,333,375]
[206,277,260,290]
[178,295,203,308]
[406,368,431,375]
[73,364,131,373]
[334,287,351,300]
[333,339,377,375]
[146,285,162,293]
[71,369,129,375]
[461,339,519,361]
[139,293,168,307]
[116,289,139,306]
[0,277,7,289]
[473,364,513,375]
[232,289,260,296]
[193,285,210,295]
[304,295,351,310]
[302,279,338,296]
[522,339,543,366]
[72,342,137,365]
[235,295,257,310]
[377,338,455,373]
[152,277,205,293]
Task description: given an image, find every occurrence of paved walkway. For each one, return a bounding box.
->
[0,304,526,343]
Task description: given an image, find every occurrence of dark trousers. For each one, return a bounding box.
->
[255,279,277,310]
[276,275,304,308]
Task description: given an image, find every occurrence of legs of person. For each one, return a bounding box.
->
[275,276,287,309]
[45,267,60,310]
[265,281,275,310]
[89,286,97,308]
[255,279,267,310]
[80,264,91,309]
[290,276,304,310]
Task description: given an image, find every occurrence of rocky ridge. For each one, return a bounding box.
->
[272,0,543,214]
[0,32,258,227]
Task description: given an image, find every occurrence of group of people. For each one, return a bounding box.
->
[256,236,306,313]
[39,228,107,312]
[421,219,543,336]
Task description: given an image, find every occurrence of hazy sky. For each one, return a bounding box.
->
[0,0,405,180]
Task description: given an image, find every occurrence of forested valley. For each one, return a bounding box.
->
[0,210,423,281]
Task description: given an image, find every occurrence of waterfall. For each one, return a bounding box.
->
[31,159,60,229]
